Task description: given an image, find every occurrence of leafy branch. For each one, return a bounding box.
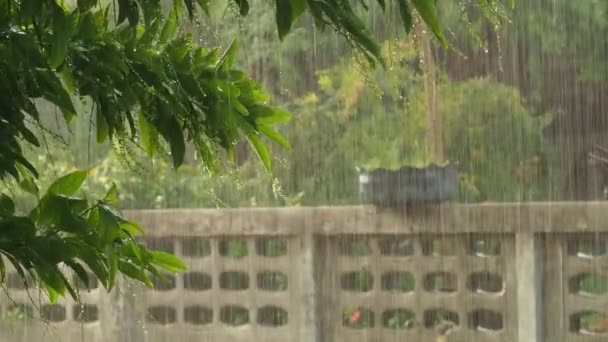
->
[0,170,186,303]
[0,0,513,301]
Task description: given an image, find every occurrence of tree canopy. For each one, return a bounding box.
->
[0,0,510,302]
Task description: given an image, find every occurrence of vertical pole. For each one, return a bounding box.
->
[516,232,541,342]
[300,229,318,342]
[542,235,565,342]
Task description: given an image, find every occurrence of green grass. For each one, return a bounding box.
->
[257,271,288,291]
[340,239,372,256]
[578,274,608,295]
[580,312,608,334]
[220,239,248,258]
[383,309,415,329]
[342,270,374,291]
[182,239,211,257]
[382,272,415,292]
[256,239,288,257]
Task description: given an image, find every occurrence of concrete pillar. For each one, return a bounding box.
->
[516,232,541,342]
[299,230,318,342]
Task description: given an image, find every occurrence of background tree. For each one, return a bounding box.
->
[436,0,608,199]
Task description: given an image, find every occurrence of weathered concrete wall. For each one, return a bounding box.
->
[2,203,608,342]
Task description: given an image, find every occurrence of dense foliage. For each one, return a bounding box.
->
[274,43,550,204]
[22,38,550,208]
[0,170,187,303]
[2,0,513,302]
[1,0,293,303]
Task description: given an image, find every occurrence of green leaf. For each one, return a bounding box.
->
[49,6,70,68]
[120,220,143,236]
[0,256,5,284]
[252,105,292,125]
[96,110,110,143]
[103,183,119,204]
[344,19,381,66]
[138,113,159,156]
[140,0,162,24]
[107,247,118,291]
[184,0,195,20]
[313,1,383,66]
[138,17,161,43]
[76,10,104,40]
[247,132,272,172]
[159,116,186,168]
[276,0,293,40]
[358,0,369,10]
[0,217,37,240]
[34,68,76,121]
[217,39,238,71]
[77,0,97,12]
[0,194,15,217]
[258,125,291,149]
[86,206,99,227]
[411,0,447,46]
[231,98,249,116]
[193,47,220,70]
[118,240,143,262]
[234,0,249,16]
[78,249,109,289]
[98,205,121,246]
[144,263,161,278]
[35,194,89,232]
[165,35,191,62]
[160,5,178,45]
[118,0,140,26]
[118,260,152,287]
[19,0,43,21]
[396,0,413,34]
[21,100,40,122]
[47,170,88,196]
[35,264,66,303]
[196,0,211,15]
[19,178,39,197]
[59,65,76,93]
[150,251,187,272]
[46,285,60,303]
[60,271,79,301]
[13,152,39,178]
[290,0,306,20]
[66,260,90,290]
[31,236,79,263]
[226,145,236,163]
